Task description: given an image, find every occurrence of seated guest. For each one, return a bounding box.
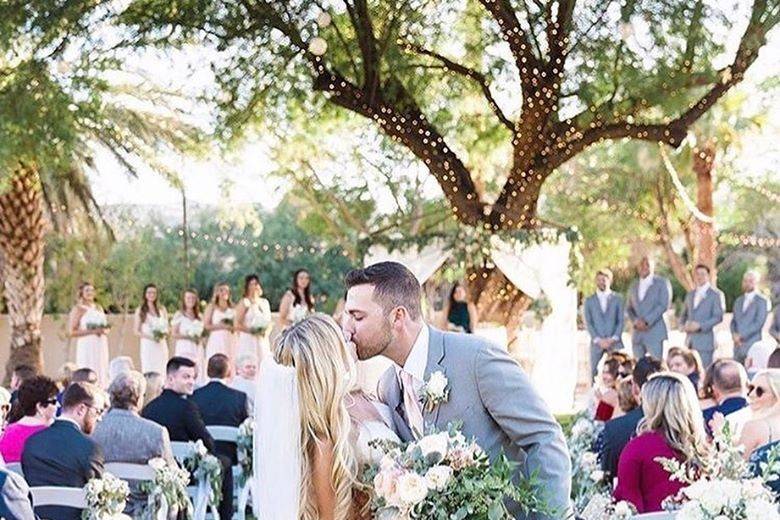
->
[231,354,257,415]
[614,372,710,513]
[142,357,233,520]
[56,368,98,414]
[108,356,135,385]
[94,370,175,516]
[667,347,704,391]
[702,359,749,430]
[0,466,37,520]
[593,358,620,421]
[745,340,776,379]
[22,382,105,520]
[8,365,36,405]
[614,376,638,418]
[600,356,665,480]
[143,372,163,404]
[698,361,718,409]
[0,376,58,462]
[56,362,76,391]
[192,354,248,464]
[739,370,780,495]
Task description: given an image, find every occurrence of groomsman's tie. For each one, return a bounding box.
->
[400,370,424,439]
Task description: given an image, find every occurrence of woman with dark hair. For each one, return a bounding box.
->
[68,282,110,387]
[278,269,315,328]
[0,376,58,462]
[172,289,206,380]
[134,284,169,375]
[205,282,235,361]
[442,282,478,333]
[235,274,273,361]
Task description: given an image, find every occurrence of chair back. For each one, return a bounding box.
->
[4,462,23,476]
[206,425,239,443]
[633,513,676,519]
[30,486,87,508]
[171,441,195,461]
[105,462,156,481]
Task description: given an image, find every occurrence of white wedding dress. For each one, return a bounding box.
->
[354,403,400,466]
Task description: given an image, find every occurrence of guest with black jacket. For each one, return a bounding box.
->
[599,356,665,480]
[191,354,248,464]
[22,382,105,520]
[142,356,233,520]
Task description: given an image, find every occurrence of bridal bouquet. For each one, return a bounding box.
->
[237,418,254,487]
[247,313,270,336]
[82,472,129,520]
[179,319,205,341]
[149,316,169,341]
[657,424,780,519]
[140,458,192,520]
[290,304,309,324]
[182,440,222,510]
[220,309,235,327]
[84,309,110,330]
[362,426,551,519]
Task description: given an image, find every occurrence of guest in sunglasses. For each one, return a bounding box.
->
[737,370,780,460]
[0,376,59,462]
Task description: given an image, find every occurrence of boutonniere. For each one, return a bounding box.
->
[421,371,449,413]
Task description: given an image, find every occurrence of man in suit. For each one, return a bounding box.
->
[583,268,625,378]
[342,262,571,519]
[93,370,175,516]
[626,256,672,361]
[0,466,37,520]
[598,356,665,480]
[702,359,748,432]
[731,270,770,365]
[680,264,725,368]
[231,354,257,415]
[192,354,248,464]
[770,301,780,344]
[142,356,233,520]
[22,382,105,520]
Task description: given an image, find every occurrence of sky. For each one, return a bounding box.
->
[87,6,780,211]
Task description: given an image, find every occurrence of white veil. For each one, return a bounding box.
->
[253,357,301,519]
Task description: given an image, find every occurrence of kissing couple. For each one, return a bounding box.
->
[252,261,571,519]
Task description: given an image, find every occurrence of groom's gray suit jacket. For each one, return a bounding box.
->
[377,326,571,520]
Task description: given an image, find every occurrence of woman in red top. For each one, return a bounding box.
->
[0,376,58,463]
[594,358,620,421]
[614,372,710,513]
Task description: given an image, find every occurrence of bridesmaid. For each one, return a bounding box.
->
[204,282,235,362]
[278,269,315,329]
[134,284,169,375]
[171,289,206,380]
[235,274,273,362]
[68,282,110,387]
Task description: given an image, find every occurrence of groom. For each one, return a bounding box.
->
[342,262,571,519]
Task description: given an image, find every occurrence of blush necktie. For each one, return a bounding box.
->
[400,370,424,439]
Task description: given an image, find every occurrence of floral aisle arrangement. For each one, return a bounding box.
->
[182,440,223,510]
[361,425,552,519]
[149,316,169,341]
[578,493,636,520]
[82,472,130,520]
[237,418,254,487]
[140,458,192,520]
[657,425,780,519]
[528,292,552,325]
[566,413,608,512]
[179,319,204,342]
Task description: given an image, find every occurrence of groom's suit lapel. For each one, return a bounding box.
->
[423,326,446,429]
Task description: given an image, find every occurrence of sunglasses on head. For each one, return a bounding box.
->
[749,384,768,398]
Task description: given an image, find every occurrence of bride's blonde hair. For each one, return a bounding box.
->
[274,313,358,520]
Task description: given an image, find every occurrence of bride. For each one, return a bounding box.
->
[253,313,399,520]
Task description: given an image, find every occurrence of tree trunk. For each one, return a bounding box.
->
[693,142,717,279]
[0,165,48,381]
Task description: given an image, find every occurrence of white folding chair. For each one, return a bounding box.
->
[104,462,156,481]
[207,426,253,519]
[170,441,219,520]
[30,486,86,508]
[4,462,23,476]
[206,426,239,443]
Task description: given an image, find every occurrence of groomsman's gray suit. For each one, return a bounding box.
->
[626,276,672,360]
[92,408,176,516]
[583,293,625,378]
[680,287,725,368]
[730,293,769,364]
[771,305,780,344]
[377,326,571,519]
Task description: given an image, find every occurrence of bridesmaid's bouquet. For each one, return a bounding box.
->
[247,313,271,336]
[149,316,169,341]
[82,472,129,520]
[361,425,551,519]
[290,304,309,324]
[220,309,235,327]
[84,309,110,331]
[180,319,205,341]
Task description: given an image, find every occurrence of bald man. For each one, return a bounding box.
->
[702,360,749,431]
[731,270,770,365]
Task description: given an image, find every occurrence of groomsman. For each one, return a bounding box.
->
[771,304,780,345]
[583,269,625,378]
[731,270,770,364]
[680,264,725,368]
[626,256,672,360]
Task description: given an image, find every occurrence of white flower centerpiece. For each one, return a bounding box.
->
[149,316,169,342]
[83,472,130,520]
[140,458,192,519]
[361,425,552,519]
[183,440,223,511]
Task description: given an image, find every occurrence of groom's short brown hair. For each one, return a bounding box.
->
[345,262,422,320]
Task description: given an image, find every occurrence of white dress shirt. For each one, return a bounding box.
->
[596,290,611,313]
[694,282,711,308]
[638,274,654,301]
[395,325,429,395]
[742,290,757,312]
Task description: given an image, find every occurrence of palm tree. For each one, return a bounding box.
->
[1,6,199,377]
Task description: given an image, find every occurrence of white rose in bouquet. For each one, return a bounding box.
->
[415,432,449,459]
[395,472,428,506]
[424,465,453,491]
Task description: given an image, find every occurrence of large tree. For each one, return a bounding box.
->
[122,0,779,230]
